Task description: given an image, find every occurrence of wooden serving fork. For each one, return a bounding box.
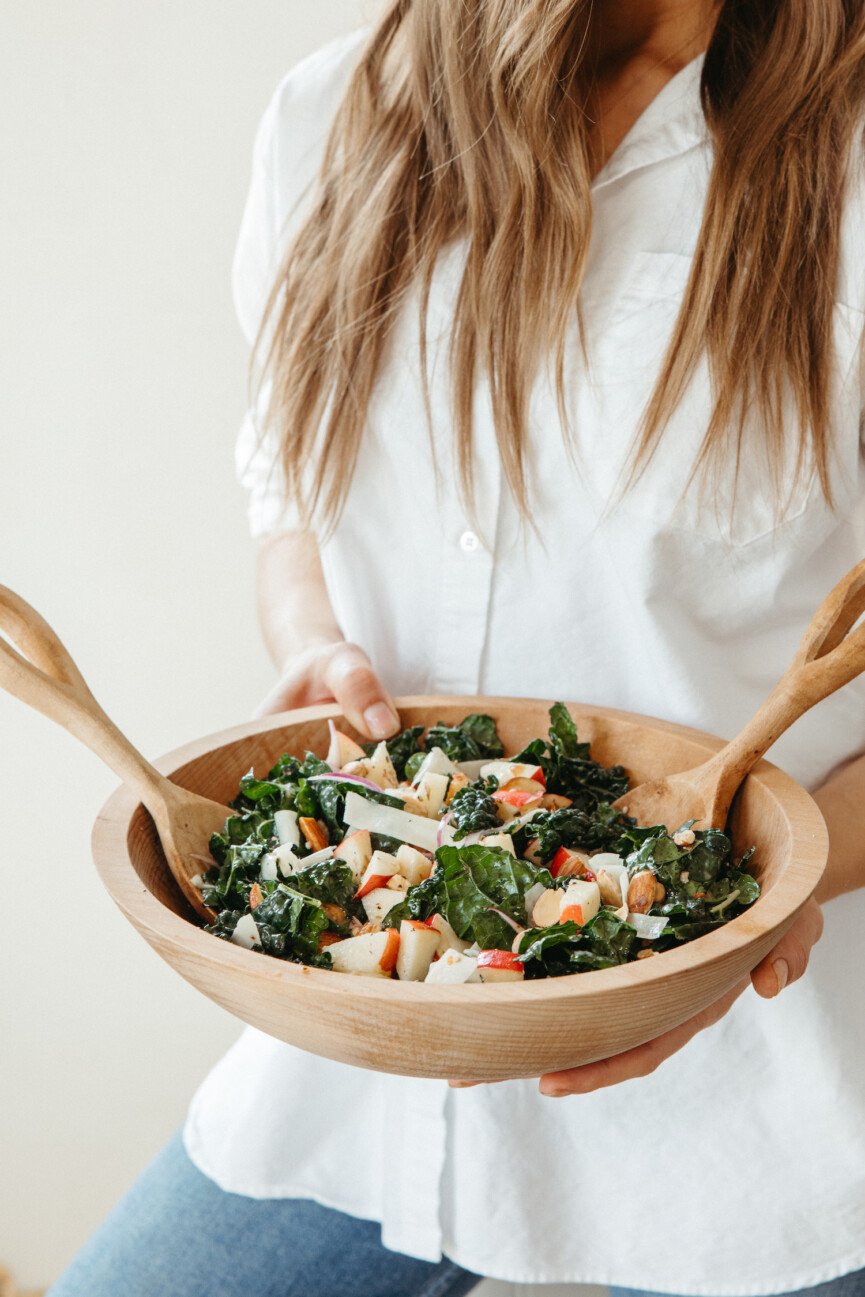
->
[0,585,225,921]
[614,557,865,831]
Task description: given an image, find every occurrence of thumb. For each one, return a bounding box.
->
[751,897,824,999]
[321,642,400,741]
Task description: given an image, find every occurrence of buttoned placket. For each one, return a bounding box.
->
[432,390,503,696]
[379,394,503,1264]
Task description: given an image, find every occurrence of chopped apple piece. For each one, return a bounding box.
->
[361,888,405,924]
[480,760,545,786]
[492,788,544,820]
[329,929,399,977]
[411,745,457,786]
[336,829,373,884]
[343,741,398,790]
[476,949,525,982]
[559,878,601,925]
[550,846,591,878]
[478,832,516,855]
[428,913,470,956]
[424,949,481,984]
[415,770,449,818]
[396,920,440,981]
[325,721,366,770]
[355,850,399,898]
[395,844,433,886]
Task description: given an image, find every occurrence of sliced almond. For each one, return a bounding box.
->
[537,793,572,810]
[627,870,657,914]
[444,771,470,804]
[299,816,329,852]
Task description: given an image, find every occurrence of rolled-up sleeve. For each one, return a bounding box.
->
[232,90,301,539]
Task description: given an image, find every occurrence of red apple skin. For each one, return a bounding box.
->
[530,767,546,786]
[354,873,392,900]
[379,928,400,973]
[493,789,543,809]
[476,949,525,973]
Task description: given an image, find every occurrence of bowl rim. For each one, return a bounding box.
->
[92,695,828,1008]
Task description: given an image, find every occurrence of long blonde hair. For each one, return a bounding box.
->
[260,0,865,533]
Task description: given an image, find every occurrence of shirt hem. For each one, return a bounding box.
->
[437,1244,865,1297]
[181,1120,381,1226]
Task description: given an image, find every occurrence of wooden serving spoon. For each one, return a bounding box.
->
[614,557,865,832]
[0,585,225,921]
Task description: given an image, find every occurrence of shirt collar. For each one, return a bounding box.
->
[592,52,708,192]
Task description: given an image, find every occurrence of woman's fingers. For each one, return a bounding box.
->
[537,976,751,1097]
[321,643,400,739]
[253,641,400,740]
[750,897,824,998]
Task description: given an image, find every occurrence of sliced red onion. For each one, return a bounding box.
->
[435,812,453,848]
[308,772,382,793]
[487,906,524,935]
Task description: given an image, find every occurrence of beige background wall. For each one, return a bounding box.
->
[0,4,600,1294]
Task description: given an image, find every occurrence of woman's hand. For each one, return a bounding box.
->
[254,532,400,740]
[450,897,824,1096]
[254,639,401,741]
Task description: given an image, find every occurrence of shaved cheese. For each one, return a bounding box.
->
[627,913,669,940]
[274,810,300,848]
[273,842,301,877]
[342,790,454,852]
[230,914,261,949]
[259,854,278,882]
[296,845,336,869]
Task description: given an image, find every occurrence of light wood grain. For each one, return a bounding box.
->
[0,586,225,921]
[91,697,828,1081]
[615,557,865,831]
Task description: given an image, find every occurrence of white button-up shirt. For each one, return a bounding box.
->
[185,30,865,1293]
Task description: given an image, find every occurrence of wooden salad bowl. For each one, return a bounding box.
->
[91,696,828,1081]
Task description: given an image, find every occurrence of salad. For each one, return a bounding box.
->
[197,703,760,983]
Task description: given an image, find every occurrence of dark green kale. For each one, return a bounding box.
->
[289,859,359,916]
[512,703,628,810]
[311,776,403,843]
[426,713,504,763]
[615,823,762,950]
[517,911,638,977]
[384,843,551,949]
[203,812,275,912]
[363,724,425,780]
[244,883,331,964]
[509,802,635,864]
[449,776,500,840]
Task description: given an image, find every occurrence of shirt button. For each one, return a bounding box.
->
[459,530,479,553]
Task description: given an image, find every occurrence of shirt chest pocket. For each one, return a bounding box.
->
[577,250,864,550]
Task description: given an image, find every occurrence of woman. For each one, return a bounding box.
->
[50,1,865,1294]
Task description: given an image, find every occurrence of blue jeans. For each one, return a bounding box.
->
[47,1132,865,1297]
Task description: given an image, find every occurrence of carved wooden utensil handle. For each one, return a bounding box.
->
[0,585,174,815]
[699,557,865,810]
